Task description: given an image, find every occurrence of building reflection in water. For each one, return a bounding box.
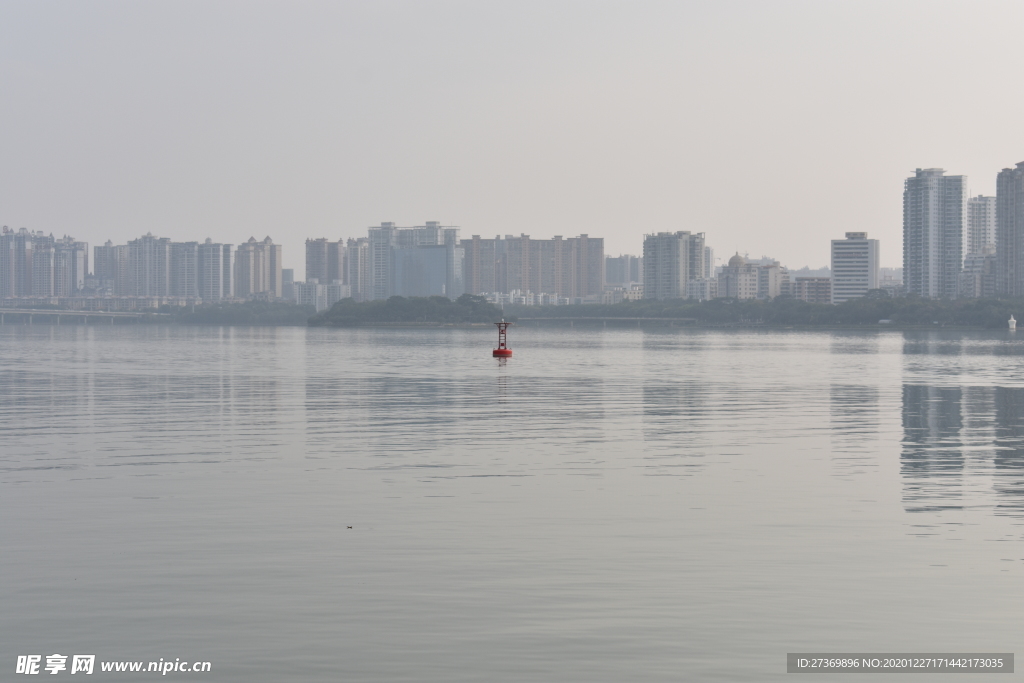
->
[902,383,1024,517]
[901,385,965,512]
[830,384,880,477]
[993,387,1024,515]
[641,379,709,476]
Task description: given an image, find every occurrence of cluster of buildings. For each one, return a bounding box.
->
[15,160,1024,312]
[633,229,894,305]
[0,228,283,309]
[0,229,89,299]
[296,222,606,311]
[902,163,1024,300]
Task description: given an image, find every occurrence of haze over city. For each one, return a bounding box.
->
[3,1,1024,278]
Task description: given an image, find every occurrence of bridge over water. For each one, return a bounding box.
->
[0,308,171,324]
[516,316,698,326]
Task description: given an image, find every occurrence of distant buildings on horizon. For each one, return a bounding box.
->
[15,159,1024,310]
[295,223,606,311]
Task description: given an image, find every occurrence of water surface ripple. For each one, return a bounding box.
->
[2,326,1023,681]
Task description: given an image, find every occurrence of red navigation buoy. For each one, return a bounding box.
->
[493,320,513,357]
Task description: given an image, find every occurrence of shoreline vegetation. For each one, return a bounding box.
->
[307,294,507,327]
[3,293,1022,328]
[508,293,1024,329]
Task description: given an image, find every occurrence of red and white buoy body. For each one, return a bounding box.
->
[493,320,512,357]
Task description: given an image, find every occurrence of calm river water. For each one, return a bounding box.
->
[2,325,1023,681]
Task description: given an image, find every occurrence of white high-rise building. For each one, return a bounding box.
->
[831,232,880,304]
[198,239,233,300]
[997,162,1024,296]
[903,168,966,299]
[966,195,997,257]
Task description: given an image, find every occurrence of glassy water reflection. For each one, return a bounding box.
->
[2,326,1023,682]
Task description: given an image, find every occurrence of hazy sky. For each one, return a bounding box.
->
[2,1,1023,278]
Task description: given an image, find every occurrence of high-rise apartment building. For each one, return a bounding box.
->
[197,239,233,300]
[495,234,603,300]
[390,223,465,298]
[169,242,199,297]
[94,241,129,294]
[30,234,55,296]
[281,268,294,300]
[997,162,1024,296]
[367,223,398,300]
[53,237,88,296]
[903,168,965,299]
[345,222,477,301]
[328,240,346,285]
[642,231,706,299]
[966,195,997,257]
[0,228,32,297]
[462,236,501,295]
[0,228,87,298]
[346,237,370,301]
[605,254,642,285]
[831,232,880,304]
[127,233,171,296]
[305,238,346,285]
[306,238,329,285]
[235,236,283,299]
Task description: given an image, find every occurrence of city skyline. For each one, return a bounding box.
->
[2,156,1016,284]
[5,3,1023,277]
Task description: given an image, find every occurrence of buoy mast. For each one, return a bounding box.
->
[493,320,512,357]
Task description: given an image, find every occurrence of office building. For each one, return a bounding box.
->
[831,232,879,304]
[642,231,706,299]
[903,168,965,298]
